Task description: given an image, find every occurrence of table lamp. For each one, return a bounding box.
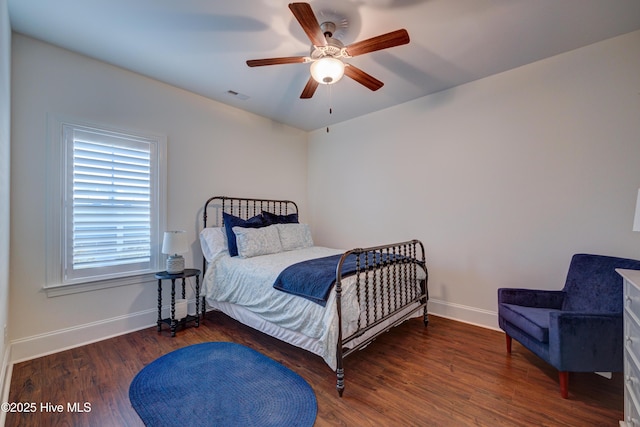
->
[162,230,188,274]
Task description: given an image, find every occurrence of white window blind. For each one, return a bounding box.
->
[56,123,164,286]
[66,127,151,277]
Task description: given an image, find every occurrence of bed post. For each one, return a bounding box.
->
[411,239,429,326]
[421,277,429,326]
[335,252,350,397]
[335,280,345,397]
[416,240,429,326]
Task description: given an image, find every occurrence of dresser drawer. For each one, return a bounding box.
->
[626,381,640,426]
[626,281,640,322]
[626,349,640,426]
[627,311,640,363]
[627,346,640,393]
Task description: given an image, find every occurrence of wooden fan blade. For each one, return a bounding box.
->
[289,3,326,47]
[345,29,410,57]
[247,57,306,67]
[300,76,319,99]
[344,64,384,91]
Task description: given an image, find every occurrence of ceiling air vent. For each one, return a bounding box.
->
[226,90,249,100]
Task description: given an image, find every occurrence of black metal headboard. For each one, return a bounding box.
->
[201,196,299,272]
[202,196,298,229]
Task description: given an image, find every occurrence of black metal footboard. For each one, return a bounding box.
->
[334,240,428,396]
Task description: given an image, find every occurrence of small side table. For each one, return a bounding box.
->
[154,268,202,337]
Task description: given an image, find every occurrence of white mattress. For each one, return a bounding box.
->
[202,246,423,370]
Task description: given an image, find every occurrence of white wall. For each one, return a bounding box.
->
[8,27,640,363]
[9,34,308,360]
[308,30,640,328]
[0,0,11,414]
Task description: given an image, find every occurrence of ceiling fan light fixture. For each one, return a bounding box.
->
[310,57,345,84]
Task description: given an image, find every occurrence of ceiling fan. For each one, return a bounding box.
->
[246,2,410,99]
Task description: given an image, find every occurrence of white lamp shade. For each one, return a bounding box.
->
[310,57,345,84]
[162,231,188,255]
[634,189,640,232]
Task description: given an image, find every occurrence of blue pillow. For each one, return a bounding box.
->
[262,211,298,225]
[222,212,267,257]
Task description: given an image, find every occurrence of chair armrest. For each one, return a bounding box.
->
[497,288,565,309]
[548,312,623,372]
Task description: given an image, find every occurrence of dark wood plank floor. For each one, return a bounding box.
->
[6,313,623,426]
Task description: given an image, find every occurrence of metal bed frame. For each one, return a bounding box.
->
[202,196,429,396]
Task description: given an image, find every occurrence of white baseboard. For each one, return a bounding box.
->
[9,308,157,365]
[1,343,12,427]
[9,298,203,365]
[428,298,500,331]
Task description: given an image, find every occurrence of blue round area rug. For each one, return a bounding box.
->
[129,342,317,427]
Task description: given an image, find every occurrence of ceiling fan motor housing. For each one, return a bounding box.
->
[310,22,349,60]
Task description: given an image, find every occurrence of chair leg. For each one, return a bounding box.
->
[505,334,512,354]
[558,371,569,398]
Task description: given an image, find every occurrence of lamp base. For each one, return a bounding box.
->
[166,255,185,274]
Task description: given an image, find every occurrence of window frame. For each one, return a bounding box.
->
[45,116,167,297]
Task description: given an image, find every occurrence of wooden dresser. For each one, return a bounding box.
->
[618,268,640,427]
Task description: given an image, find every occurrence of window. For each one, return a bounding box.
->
[46,117,166,296]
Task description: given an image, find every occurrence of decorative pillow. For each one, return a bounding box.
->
[262,210,299,225]
[232,225,283,258]
[276,223,314,251]
[223,212,267,257]
[199,227,228,262]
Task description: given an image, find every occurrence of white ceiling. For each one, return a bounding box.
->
[8,0,640,131]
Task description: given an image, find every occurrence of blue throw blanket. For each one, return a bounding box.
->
[273,253,401,306]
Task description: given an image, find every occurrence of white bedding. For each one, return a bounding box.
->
[202,245,424,370]
[203,246,361,368]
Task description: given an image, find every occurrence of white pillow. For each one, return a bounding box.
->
[276,223,314,251]
[232,225,283,258]
[199,227,228,262]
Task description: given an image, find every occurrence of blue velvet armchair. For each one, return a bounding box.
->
[498,253,640,398]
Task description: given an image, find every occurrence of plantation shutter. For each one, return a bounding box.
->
[63,125,157,283]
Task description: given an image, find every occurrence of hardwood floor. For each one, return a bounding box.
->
[6,313,623,426]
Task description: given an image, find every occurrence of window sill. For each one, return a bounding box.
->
[43,273,157,297]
